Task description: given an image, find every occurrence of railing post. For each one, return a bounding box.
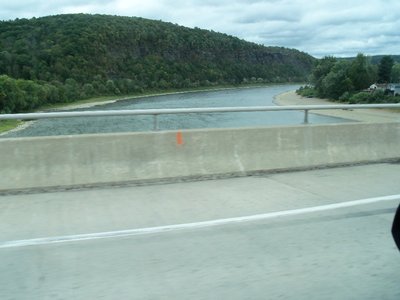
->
[303,109,309,124]
[153,114,159,131]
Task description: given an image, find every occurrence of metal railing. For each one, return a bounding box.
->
[1,104,399,131]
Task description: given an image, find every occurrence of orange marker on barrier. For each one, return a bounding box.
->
[176,131,184,145]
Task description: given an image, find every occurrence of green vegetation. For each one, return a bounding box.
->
[368,55,400,65]
[0,14,315,114]
[297,54,400,104]
[378,56,394,83]
[0,120,22,133]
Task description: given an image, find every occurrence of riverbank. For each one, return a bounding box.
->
[274,90,399,123]
[0,120,35,136]
[1,84,299,137]
[42,84,282,111]
[0,85,264,134]
[0,84,295,134]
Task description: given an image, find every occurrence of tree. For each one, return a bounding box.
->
[378,56,394,83]
[348,53,376,91]
[106,79,119,94]
[81,83,95,98]
[391,62,400,82]
[64,78,80,101]
[311,56,337,97]
[321,61,353,100]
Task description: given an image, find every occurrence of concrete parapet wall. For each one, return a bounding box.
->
[1,122,399,191]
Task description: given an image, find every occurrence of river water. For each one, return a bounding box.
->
[2,85,349,138]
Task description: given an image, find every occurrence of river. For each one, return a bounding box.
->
[2,85,349,138]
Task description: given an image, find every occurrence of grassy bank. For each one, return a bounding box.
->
[0,120,22,134]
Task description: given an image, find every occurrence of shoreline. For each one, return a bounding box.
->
[274,90,399,123]
[1,84,294,135]
[47,84,285,111]
[6,86,395,136]
[0,120,36,137]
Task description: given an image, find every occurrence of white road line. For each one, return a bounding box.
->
[1,194,399,249]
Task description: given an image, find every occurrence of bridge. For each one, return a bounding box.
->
[0,101,400,299]
[1,103,400,191]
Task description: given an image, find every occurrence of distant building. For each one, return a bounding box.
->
[368,83,400,95]
[369,83,387,91]
[387,83,400,96]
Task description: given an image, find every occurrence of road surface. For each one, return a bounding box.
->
[1,163,399,299]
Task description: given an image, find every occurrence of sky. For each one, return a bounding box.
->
[0,0,399,58]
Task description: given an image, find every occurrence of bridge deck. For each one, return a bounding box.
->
[1,163,399,299]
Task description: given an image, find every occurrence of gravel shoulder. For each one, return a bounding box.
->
[274,90,400,123]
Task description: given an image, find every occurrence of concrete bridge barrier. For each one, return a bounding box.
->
[1,122,399,192]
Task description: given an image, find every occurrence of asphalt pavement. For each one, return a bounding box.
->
[1,163,399,299]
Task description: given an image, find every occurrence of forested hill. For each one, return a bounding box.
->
[0,14,315,113]
[369,55,400,64]
[342,55,400,64]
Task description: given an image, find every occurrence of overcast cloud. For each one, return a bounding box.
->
[0,0,399,58]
